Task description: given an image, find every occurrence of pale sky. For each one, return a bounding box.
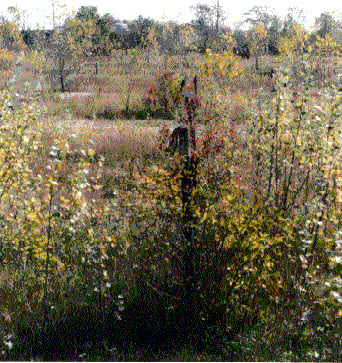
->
[0,0,341,29]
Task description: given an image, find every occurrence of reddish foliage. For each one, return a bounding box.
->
[199,127,226,158]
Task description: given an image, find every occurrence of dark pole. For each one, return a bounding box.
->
[180,77,200,329]
[52,0,55,30]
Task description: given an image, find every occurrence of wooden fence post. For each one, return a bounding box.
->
[178,77,200,316]
[166,77,200,314]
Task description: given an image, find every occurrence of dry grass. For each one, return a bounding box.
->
[33,118,169,204]
[39,117,165,160]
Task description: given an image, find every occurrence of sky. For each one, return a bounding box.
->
[0,0,341,30]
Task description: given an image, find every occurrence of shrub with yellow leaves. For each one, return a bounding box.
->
[313,33,342,57]
[278,22,310,57]
[200,47,243,92]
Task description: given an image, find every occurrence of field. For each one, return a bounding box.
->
[1,41,342,361]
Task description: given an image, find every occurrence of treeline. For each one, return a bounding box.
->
[1,4,342,58]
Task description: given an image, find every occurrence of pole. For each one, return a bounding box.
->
[52,0,55,30]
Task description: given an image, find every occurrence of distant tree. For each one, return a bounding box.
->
[232,29,250,58]
[130,16,155,48]
[41,4,80,92]
[141,26,160,65]
[313,33,341,57]
[75,5,99,21]
[191,3,213,52]
[281,7,306,37]
[250,24,268,71]
[267,15,282,55]
[278,22,309,57]
[200,34,243,92]
[315,12,340,39]
[158,22,178,55]
[64,15,97,56]
[21,29,36,47]
[69,6,117,55]
[175,24,199,54]
[0,6,26,50]
[244,5,275,29]
[44,29,77,92]
[244,6,282,55]
[190,2,227,51]
[96,13,118,54]
[212,1,226,34]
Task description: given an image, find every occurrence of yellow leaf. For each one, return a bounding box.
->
[88,148,96,157]
[201,212,208,223]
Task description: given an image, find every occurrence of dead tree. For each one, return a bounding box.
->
[167,126,189,158]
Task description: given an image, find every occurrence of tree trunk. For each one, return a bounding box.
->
[59,56,66,93]
[255,56,259,72]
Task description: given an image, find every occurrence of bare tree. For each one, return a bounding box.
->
[191,3,213,52]
[282,7,306,36]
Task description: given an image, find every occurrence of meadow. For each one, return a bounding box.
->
[1,39,342,361]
